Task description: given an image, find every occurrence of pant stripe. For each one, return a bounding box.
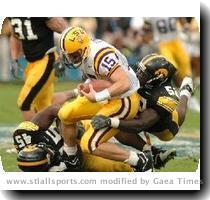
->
[88,97,132,152]
[21,53,55,111]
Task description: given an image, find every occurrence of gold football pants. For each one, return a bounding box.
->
[58,92,140,153]
[158,39,192,79]
[17,52,56,112]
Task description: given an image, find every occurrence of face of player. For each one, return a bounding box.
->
[63,49,84,68]
[136,68,152,89]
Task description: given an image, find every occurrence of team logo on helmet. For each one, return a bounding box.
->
[155,68,169,77]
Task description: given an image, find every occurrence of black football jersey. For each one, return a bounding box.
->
[13,121,63,153]
[138,81,179,134]
[9,17,54,62]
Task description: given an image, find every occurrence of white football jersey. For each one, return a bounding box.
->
[148,17,178,42]
[80,39,140,98]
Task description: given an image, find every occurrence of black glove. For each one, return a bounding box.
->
[11,59,21,79]
[54,59,65,77]
[91,115,111,130]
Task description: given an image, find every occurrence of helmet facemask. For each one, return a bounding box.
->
[136,61,168,90]
[62,47,89,69]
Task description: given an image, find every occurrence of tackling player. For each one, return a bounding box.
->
[91,54,194,153]
[8,17,68,120]
[57,27,149,171]
[13,103,143,172]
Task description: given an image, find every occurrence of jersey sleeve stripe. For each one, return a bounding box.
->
[107,64,121,77]
[94,47,115,74]
[157,96,178,113]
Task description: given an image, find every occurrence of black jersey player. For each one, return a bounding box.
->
[9,17,68,121]
[91,54,194,169]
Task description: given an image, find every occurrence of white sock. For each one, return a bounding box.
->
[124,151,139,166]
[63,143,78,156]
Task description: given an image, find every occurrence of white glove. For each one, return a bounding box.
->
[179,77,194,100]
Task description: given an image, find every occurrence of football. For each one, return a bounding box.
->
[80,79,112,93]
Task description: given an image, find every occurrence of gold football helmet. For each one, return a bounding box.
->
[60,26,90,68]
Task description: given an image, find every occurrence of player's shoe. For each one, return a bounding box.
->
[62,145,83,172]
[134,150,153,172]
[152,146,176,169]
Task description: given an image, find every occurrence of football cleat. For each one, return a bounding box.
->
[152,146,176,169]
[62,145,83,172]
[134,150,153,172]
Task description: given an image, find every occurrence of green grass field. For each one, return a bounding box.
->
[0,81,200,172]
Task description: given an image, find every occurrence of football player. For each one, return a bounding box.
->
[57,27,150,171]
[143,17,192,86]
[91,54,194,168]
[8,17,68,120]
[14,103,145,172]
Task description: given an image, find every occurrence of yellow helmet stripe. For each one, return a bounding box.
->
[142,54,165,65]
[60,27,74,52]
[17,158,48,167]
[94,47,115,75]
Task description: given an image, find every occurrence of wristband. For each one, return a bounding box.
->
[110,118,120,128]
[180,90,191,100]
[95,89,111,102]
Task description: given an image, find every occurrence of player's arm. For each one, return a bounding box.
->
[45,17,69,34]
[176,77,194,126]
[92,108,160,134]
[9,21,23,60]
[107,67,131,97]
[81,52,131,102]
[31,105,61,130]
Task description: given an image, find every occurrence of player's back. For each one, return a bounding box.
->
[149,17,178,42]
[81,39,140,97]
[9,17,54,62]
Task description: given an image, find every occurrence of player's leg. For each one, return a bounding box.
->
[80,93,153,171]
[158,41,178,70]
[173,39,192,85]
[17,53,56,120]
[58,96,104,168]
[82,152,134,172]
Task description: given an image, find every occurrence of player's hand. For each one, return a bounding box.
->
[77,83,89,96]
[80,84,97,102]
[179,77,194,99]
[10,59,20,79]
[91,115,111,130]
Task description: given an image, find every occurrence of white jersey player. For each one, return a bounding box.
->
[146,17,178,42]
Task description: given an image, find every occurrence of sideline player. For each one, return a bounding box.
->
[57,27,150,171]
[144,17,192,86]
[91,55,194,158]
[8,17,68,120]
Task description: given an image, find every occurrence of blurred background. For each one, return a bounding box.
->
[0,17,200,172]
[0,17,200,83]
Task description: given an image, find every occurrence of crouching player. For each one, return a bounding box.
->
[13,104,135,172]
